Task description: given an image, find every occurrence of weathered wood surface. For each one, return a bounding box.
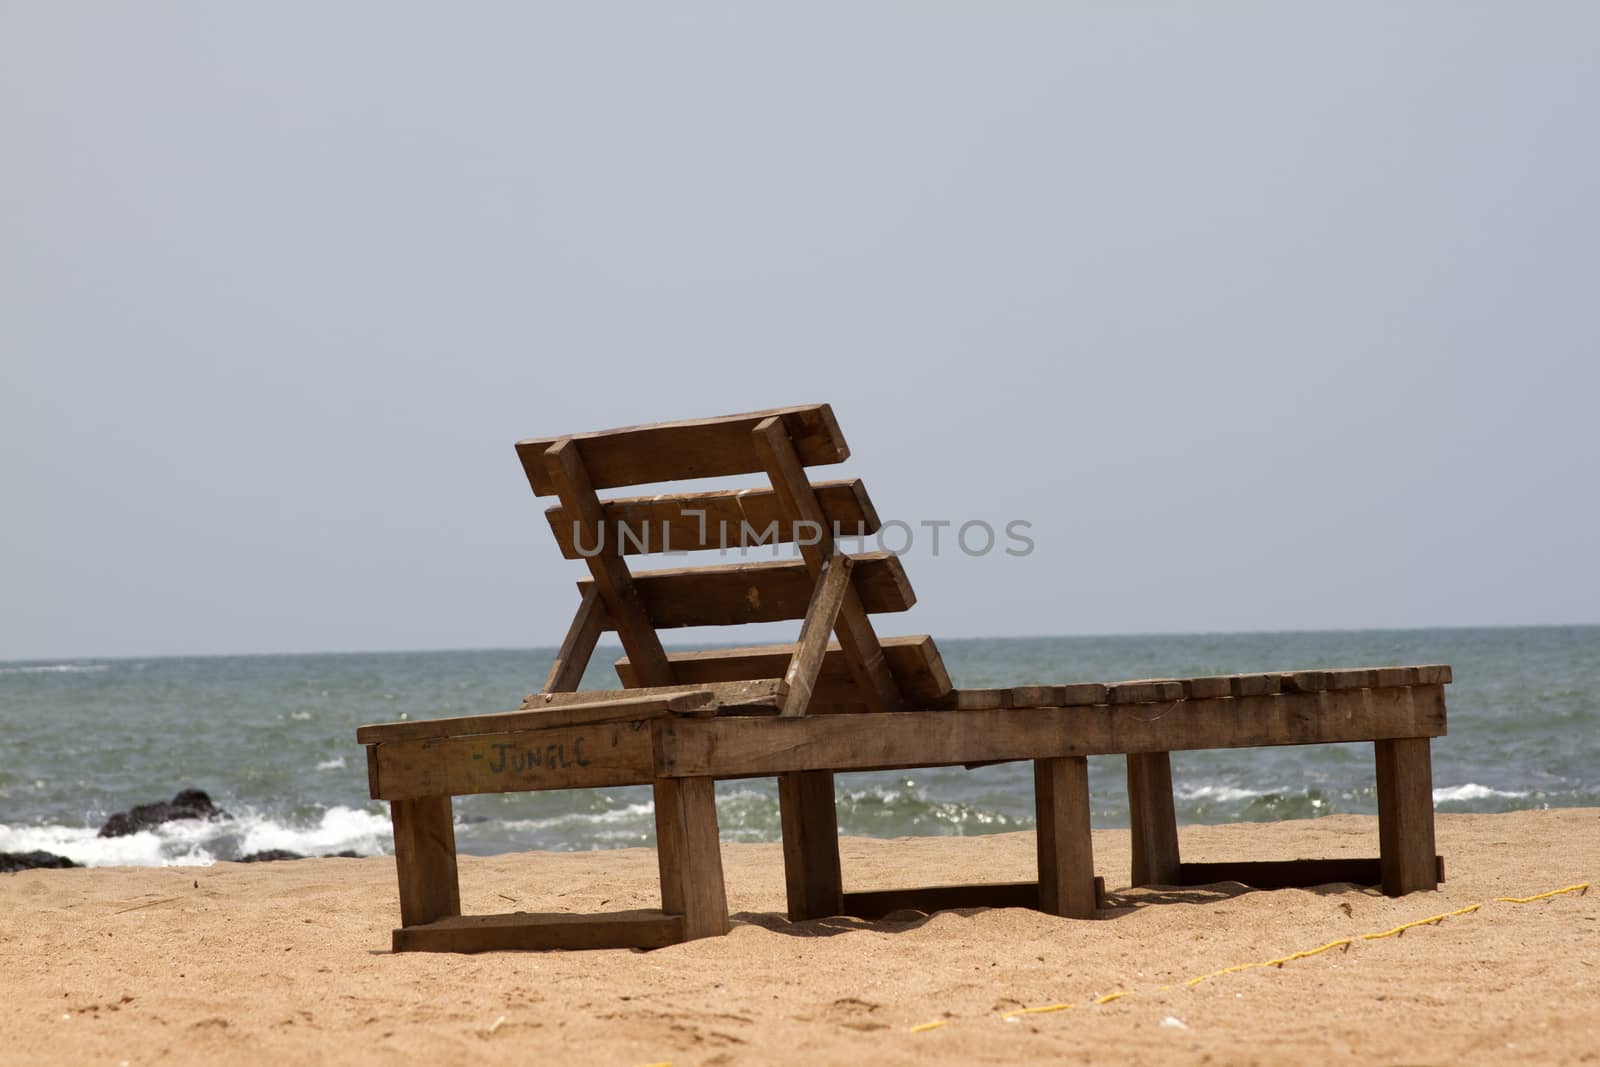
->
[938,666,1453,710]
[779,770,844,920]
[839,878,1107,920]
[520,679,782,714]
[1177,856,1445,891]
[543,586,607,692]
[653,776,729,939]
[391,796,460,928]
[618,635,951,707]
[937,683,1108,710]
[359,690,719,745]
[545,439,675,686]
[517,405,848,496]
[393,909,685,953]
[1376,737,1440,895]
[545,480,878,557]
[1035,756,1098,918]
[586,552,914,629]
[753,415,902,713]
[1127,752,1181,886]
[655,685,1448,778]
[779,556,853,716]
[370,720,657,799]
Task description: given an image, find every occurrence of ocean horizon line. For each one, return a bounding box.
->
[4,620,1597,668]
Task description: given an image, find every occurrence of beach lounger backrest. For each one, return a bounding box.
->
[516,404,952,715]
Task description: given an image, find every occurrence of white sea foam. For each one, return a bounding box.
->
[0,663,108,676]
[1175,784,1266,803]
[1433,783,1528,803]
[485,803,657,834]
[0,806,393,868]
[236,806,392,856]
[315,756,347,771]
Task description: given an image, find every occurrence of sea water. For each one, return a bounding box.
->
[2,626,1594,867]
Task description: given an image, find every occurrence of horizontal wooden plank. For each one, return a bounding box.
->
[358,690,718,745]
[1414,664,1452,685]
[519,679,782,714]
[618,634,952,709]
[545,480,878,558]
[655,685,1449,778]
[934,684,1107,710]
[371,720,656,799]
[1176,856,1444,891]
[587,552,914,629]
[840,878,1108,919]
[1107,679,1186,704]
[393,909,685,953]
[516,405,848,496]
[1229,673,1282,698]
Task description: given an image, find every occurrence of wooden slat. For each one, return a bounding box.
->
[1035,756,1097,918]
[391,796,460,928]
[1107,679,1186,704]
[1127,753,1181,886]
[1177,856,1445,891]
[521,679,781,713]
[843,882,1039,917]
[545,440,675,687]
[586,552,914,629]
[517,405,849,496]
[779,771,843,921]
[393,910,685,953]
[1229,673,1282,698]
[1180,676,1233,700]
[545,481,878,558]
[358,691,718,745]
[1376,737,1440,895]
[619,635,951,708]
[839,879,1108,919]
[655,685,1449,778]
[779,556,854,716]
[752,415,903,714]
[938,683,1107,710]
[543,586,608,692]
[371,720,657,799]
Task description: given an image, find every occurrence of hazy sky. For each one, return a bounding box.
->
[4,4,1596,661]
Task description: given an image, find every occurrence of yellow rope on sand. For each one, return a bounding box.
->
[1184,938,1354,987]
[992,880,1591,1025]
[1494,882,1590,904]
[1360,903,1482,941]
[1001,1003,1075,1020]
[908,1019,948,1033]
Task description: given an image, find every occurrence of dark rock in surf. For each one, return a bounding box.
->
[1,850,80,873]
[98,789,227,838]
[239,849,305,863]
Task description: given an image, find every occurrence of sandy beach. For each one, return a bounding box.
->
[4,809,1595,1066]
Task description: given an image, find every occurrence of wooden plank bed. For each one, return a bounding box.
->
[356,404,1452,951]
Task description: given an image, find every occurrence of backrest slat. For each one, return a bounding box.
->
[517,405,847,497]
[544,480,879,558]
[579,552,914,629]
[616,635,952,710]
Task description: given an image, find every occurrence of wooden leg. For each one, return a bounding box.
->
[391,795,460,928]
[653,777,729,939]
[778,770,843,920]
[1034,756,1097,918]
[1376,737,1439,895]
[1127,752,1181,886]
